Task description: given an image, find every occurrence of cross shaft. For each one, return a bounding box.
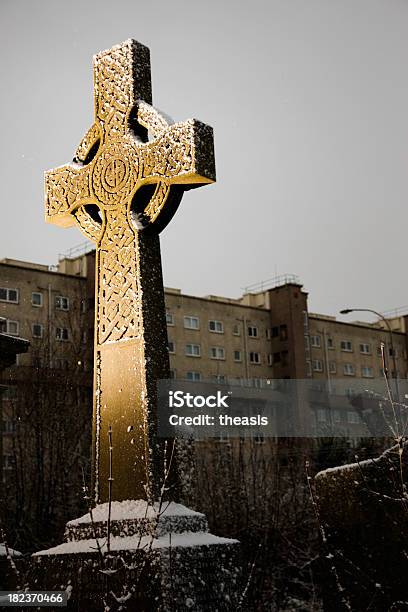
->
[44,40,215,502]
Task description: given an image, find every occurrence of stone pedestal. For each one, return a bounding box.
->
[30,501,241,611]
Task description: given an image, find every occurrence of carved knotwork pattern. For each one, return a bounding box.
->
[74,206,103,243]
[93,139,139,207]
[45,165,91,218]
[98,208,141,344]
[137,100,171,137]
[45,40,215,346]
[139,122,194,180]
[75,123,101,163]
[94,42,134,138]
[143,182,170,223]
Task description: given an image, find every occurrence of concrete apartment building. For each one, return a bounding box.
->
[0,256,93,372]
[1,249,407,473]
[0,254,94,482]
[165,280,408,386]
[1,253,406,386]
[308,314,408,384]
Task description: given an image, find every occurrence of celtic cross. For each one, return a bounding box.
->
[45,40,215,503]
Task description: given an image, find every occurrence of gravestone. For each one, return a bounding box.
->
[31,40,240,610]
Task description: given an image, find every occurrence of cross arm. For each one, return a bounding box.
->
[45,163,92,227]
[139,119,216,185]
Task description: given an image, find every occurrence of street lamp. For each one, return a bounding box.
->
[339,307,400,401]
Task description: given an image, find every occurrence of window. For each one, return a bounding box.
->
[31,292,43,307]
[273,352,281,364]
[306,360,312,377]
[32,323,43,338]
[329,361,337,374]
[168,341,175,354]
[166,311,175,326]
[234,350,242,362]
[341,340,353,352]
[55,296,69,311]
[0,288,18,303]
[266,328,271,340]
[210,346,225,360]
[317,409,327,423]
[3,455,15,470]
[6,320,19,336]
[184,316,199,330]
[327,337,334,349]
[32,356,43,368]
[55,358,69,369]
[56,327,69,341]
[361,366,374,378]
[343,363,355,376]
[2,386,17,400]
[254,433,265,444]
[247,326,258,338]
[232,324,240,336]
[347,411,360,424]
[185,343,200,357]
[253,378,262,388]
[214,375,226,384]
[186,371,201,381]
[312,359,323,372]
[303,311,309,330]
[169,370,176,380]
[271,326,279,338]
[2,420,16,434]
[267,354,273,366]
[209,320,224,333]
[281,350,288,366]
[249,351,261,364]
[280,325,288,340]
[389,347,397,357]
[304,335,310,350]
[311,335,321,348]
[332,409,341,423]
[312,382,324,392]
[218,432,230,443]
[360,343,371,354]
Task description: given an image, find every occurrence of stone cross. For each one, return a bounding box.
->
[45,40,215,503]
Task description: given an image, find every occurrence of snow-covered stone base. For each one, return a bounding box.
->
[29,501,241,611]
[0,545,21,591]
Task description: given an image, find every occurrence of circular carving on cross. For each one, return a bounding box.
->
[101,158,128,193]
[93,143,138,207]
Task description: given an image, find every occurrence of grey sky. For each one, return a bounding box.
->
[1,0,408,321]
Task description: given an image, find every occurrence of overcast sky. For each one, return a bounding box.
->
[1,0,408,321]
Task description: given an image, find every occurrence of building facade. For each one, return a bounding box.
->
[1,255,406,387]
[1,251,407,479]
